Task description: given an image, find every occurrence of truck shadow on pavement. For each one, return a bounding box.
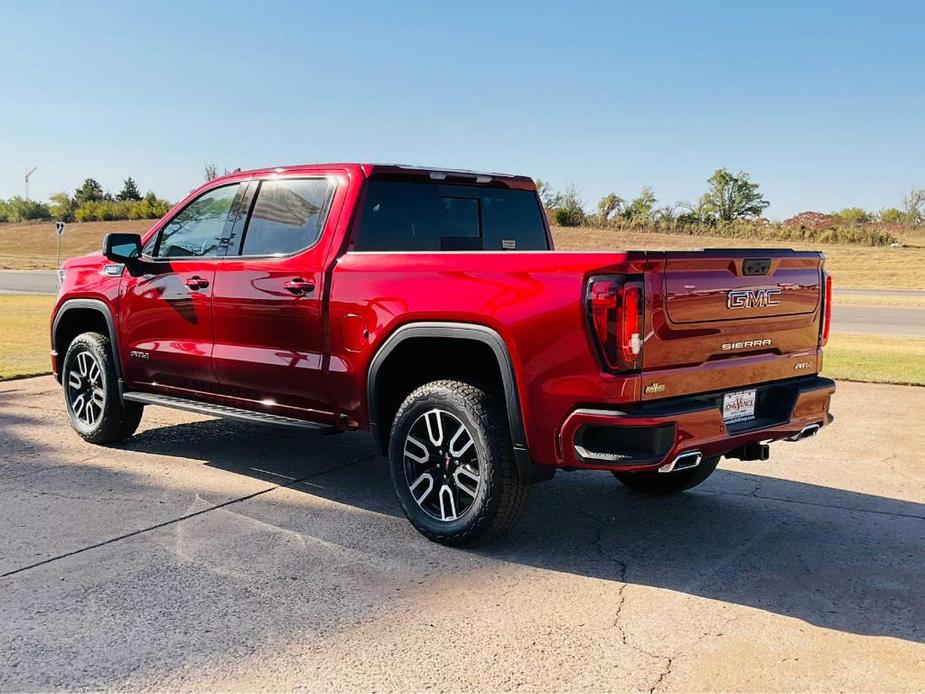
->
[114,417,925,645]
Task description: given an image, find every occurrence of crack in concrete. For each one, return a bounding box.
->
[648,655,674,693]
[576,508,765,692]
[0,455,375,579]
[577,507,676,692]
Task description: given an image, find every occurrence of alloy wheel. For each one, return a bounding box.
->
[403,408,482,522]
[67,350,105,427]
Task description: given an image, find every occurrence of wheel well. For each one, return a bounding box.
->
[53,308,112,379]
[371,337,506,452]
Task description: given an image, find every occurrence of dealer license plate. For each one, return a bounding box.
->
[722,389,756,424]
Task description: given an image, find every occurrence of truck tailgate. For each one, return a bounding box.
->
[640,250,824,400]
[664,254,820,323]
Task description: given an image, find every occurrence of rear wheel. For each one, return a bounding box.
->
[62,332,143,444]
[388,380,528,546]
[612,455,720,495]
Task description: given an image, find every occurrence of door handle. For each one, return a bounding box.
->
[185,276,209,290]
[283,278,315,295]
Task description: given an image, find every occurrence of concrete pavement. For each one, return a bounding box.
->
[0,376,923,691]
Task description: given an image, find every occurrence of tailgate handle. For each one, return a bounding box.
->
[743,258,771,276]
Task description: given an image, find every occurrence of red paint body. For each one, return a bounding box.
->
[52,163,834,471]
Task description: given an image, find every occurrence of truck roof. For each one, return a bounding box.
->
[215,163,536,189]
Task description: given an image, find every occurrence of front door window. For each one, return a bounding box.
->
[155,184,239,258]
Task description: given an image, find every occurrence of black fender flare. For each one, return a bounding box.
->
[52,298,123,383]
[366,321,532,482]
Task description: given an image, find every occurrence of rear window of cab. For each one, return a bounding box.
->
[353,181,549,252]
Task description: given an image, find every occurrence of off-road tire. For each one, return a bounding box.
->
[612,455,721,495]
[388,380,528,546]
[62,332,143,444]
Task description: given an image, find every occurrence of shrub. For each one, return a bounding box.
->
[71,195,172,222]
[561,217,898,247]
[0,196,51,222]
[554,186,586,227]
[623,186,657,222]
[879,207,906,225]
[833,207,874,225]
[48,192,76,222]
[595,193,623,225]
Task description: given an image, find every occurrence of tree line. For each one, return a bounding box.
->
[0,177,172,223]
[2,166,921,235]
[537,168,925,229]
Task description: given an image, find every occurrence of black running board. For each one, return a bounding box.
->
[122,391,336,432]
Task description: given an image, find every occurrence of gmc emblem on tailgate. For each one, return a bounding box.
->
[727,287,782,309]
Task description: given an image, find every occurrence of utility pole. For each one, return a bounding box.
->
[24,166,38,200]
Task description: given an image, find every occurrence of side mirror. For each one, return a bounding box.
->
[103,233,142,263]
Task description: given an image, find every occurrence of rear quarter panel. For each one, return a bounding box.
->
[328,251,641,465]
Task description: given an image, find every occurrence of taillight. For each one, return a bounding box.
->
[587,276,643,371]
[821,272,832,347]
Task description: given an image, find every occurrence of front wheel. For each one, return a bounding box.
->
[62,332,143,444]
[388,380,528,546]
[612,455,721,495]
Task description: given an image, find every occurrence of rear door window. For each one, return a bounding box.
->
[237,178,335,256]
[353,181,548,251]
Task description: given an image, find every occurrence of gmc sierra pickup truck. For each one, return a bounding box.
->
[51,163,835,545]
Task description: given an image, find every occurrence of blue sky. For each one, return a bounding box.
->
[1,0,923,218]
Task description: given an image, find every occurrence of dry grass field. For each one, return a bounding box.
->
[0,219,156,270]
[552,226,925,290]
[1,219,920,290]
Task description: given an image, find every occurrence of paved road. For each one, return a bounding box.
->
[0,270,57,294]
[832,304,925,337]
[2,271,922,337]
[835,287,925,298]
[0,376,922,691]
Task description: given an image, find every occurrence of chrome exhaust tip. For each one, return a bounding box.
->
[658,450,702,473]
[787,423,821,442]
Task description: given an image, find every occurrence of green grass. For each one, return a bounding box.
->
[0,295,55,380]
[822,333,925,386]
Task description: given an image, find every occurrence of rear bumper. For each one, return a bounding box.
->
[557,376,835,472]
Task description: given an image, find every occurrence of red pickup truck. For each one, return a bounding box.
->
[51,163,835,545]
